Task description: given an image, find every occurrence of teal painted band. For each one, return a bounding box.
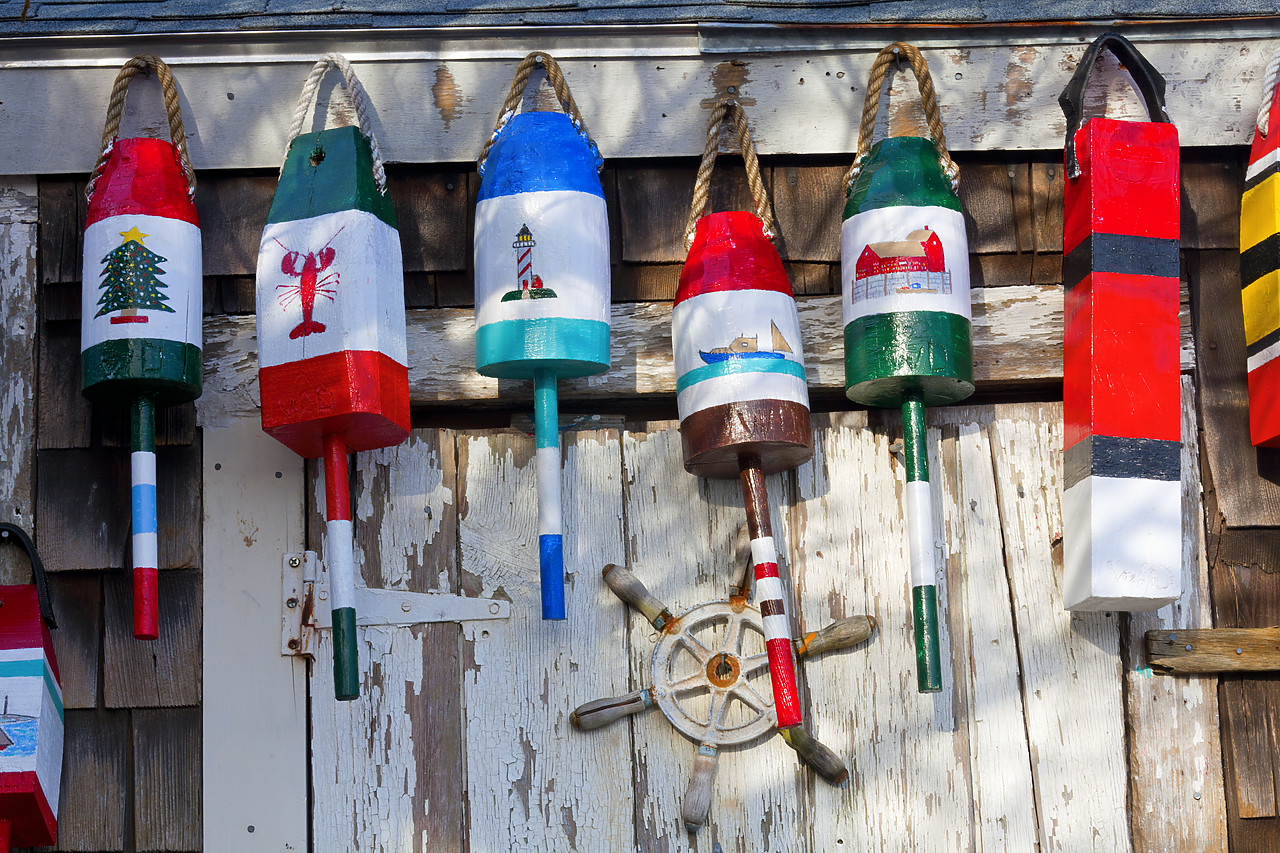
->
[132,396,155,453]
[82,338,202,405]
[844,136,962,218]
[844,311,974,408]
[46,665,63,721]
[913,585,942,694]
[534,371,559,449]
[675,356,807,394]
[332,607,359,701]
[0,660,63,721]
[902,392,929,483]
[476,318,609,380]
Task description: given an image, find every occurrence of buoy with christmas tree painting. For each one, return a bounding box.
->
[81,56,202,642]
[474,53,610,621]
[256,54,410,701]
[840,43,973,693]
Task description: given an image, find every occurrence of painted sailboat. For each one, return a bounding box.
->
[700,320,794,364]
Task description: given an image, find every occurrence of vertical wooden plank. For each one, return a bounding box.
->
[989,403,1132,853]
[388,169,470,272]
[36,177,85,286]
[193,174,275,276]
[36,448,129,570]
[459,427,632,850]
[311,429,464,853]
[52,709,129,852]
[103,568,202,708]
[771,164,843,262]
[1181,158,1241,250]
[789,412,971,852]
[48,572,103,710]
[1220,679,1280,820]
[624,424,809,852]
[1125,376,1228,852]
[135,707,202,852]
[0,178,38,583]
[1030,162,1065,253]
[202,422,308,852]
[958,163,1018,254]
[618,167,697,263]
[36,320,93,450]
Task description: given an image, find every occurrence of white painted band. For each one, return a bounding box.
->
[671,289,807,378]
[131,450,157,487]
[38,681,64,815]
[1246,145,1280,181]
[905,480,936,588]
[326,519,357,612]
[132,532,159,570]
[755,575,786,607]
[676,371,809,421]
[750,536,777,568]
[762,612,792,642]
[536,446,562,536]
[1248,336,1280,373]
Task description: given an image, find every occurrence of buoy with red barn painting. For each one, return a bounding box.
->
[256,54,410,700]
[81,56,203,642]
[0,525,62,853]
[474,53,611,621]
[671,96,848,825]
[840,43,973,694]
[1059,33,1181,611]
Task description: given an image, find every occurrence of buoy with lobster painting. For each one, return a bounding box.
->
[256,54,410,700]
[474,53,611,621]
[81,56,203,642]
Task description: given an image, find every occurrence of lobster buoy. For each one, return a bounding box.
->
[841,43,972,694]
[1060,33,1181,611]
[1242,48,1280,447]
[81,56,202,642]
[256,54,410,700]
[475,53,610,621]
[0,525,62,853]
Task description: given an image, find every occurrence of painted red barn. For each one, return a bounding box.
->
[852,228,952,302]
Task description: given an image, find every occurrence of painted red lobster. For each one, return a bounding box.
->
[274,225,345,339]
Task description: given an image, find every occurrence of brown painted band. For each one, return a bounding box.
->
[680,399,813,480]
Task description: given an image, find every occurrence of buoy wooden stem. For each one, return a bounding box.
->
[739,457,802,729]
[130,395,160,641]
[901,390,941,692]
[323,433,359,701]
[533,369,565,620]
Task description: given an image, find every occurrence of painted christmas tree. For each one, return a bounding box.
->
[95,226,175,319]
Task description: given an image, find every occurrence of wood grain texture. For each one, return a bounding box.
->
[617,166,698,263]
[37,320,92,449]
[36,177,84,285]
[459,427,632,851]
[53,709,129,852]
[387,168,469,273]
[1126,376,1227,852]
[1182,157,1241,251]
[1220,678,1279,820]
[958,163,1018,255]
[193,174,274,277]
[35,448,128,570]
[988,404,1133,853]
[311,429,465,853]
[0,179,38,584]
[103,569,202,708]
[771,164,843,262]
[1148,627,1280,673]
[48,572,103,710]
[611,264,681,303]
[1030,161,1065,254]
[134,707,202,852]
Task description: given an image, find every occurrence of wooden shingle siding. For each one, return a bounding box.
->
[134,708,202,852]
[54,710,130,852]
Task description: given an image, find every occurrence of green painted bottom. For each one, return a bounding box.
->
[845,311,974,408]
[82,339,202,405]
[913,585,942,694]
[332,606,359,701]
[476,318,609,379]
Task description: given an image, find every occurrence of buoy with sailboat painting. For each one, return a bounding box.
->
[698,321,794,365]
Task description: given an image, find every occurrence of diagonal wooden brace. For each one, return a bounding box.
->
[1146,627,1280,673]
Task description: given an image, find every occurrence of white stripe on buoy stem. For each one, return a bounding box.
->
[130,450,159,571]
[326,519,356,614]
[536,446,561,537]
[904,480,935,588]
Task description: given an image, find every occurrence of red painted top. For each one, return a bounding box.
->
[86,137,200,228]
[675,211,792,304]
[1250,82,1280,167]
[1063,118,1179,253]
[0,586,60,682]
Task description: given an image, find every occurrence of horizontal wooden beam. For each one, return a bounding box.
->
[1,24,1274,174]
[1147,627,1280,673]
[197,285,1194,427]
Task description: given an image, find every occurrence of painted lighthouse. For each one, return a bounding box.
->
[502,224,557,301]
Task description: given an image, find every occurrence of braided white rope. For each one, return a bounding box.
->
[284,52,387,194]
[1257,48,1280,136]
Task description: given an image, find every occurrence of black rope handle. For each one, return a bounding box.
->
[0,524,57,630]
[1059,32,1171,179]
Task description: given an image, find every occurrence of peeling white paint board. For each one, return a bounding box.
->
[202,422,308,852]
[1125,377,1228,853]
[458,428,633,851]
[988,404,1132,853]
[0,178,38,582]
[787,412,972,852]
[311,430,465,853]
[622,425,810,852]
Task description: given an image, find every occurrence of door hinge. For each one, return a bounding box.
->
[282,551,510,658]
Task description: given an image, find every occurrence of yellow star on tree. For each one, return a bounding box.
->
[119,226,149,245]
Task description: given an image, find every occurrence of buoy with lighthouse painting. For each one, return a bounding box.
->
[501,225,558,301]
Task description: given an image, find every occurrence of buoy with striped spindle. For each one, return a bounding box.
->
[81,56,202,642]
[474,53,611,621]
[840,42,973,694]
[256,55,410,700]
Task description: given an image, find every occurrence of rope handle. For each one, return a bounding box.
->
[0,524,58,630]
[478,52,601,176]
[1059,32,1170,179]
[683,97,776,251]
[87,55,195,202]
[285,53,388,195]
[844,43,958,192]
[1256,47,1280,137]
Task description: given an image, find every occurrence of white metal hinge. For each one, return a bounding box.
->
[282,551,510,658]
